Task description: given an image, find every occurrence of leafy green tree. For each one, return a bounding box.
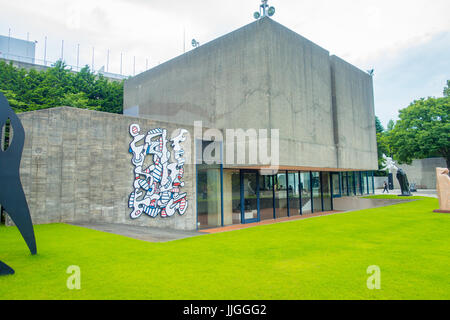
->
[444,80,450,97]
[387,119,395,132]
[62,92,100,110]
[0,60,123,114]
[375,116,388,173]
[375,116,384,134]
[390,95,450,168]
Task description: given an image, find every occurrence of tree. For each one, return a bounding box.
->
[444,80,450,97]
[390,95,450,168]
[375,116,384,134]
[0,60,123,114]
[375,116,388,173]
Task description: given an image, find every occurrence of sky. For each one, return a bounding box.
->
[0,0,449,127]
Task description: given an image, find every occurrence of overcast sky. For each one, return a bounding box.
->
[0,0,449,127]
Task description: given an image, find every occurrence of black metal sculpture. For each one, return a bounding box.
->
[396,168,412,197]
[0,93,37,276]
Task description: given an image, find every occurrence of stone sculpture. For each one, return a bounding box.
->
[382,154,412,197]
[434,168,450,213]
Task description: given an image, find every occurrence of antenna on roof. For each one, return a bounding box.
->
[191,39,200,49]
[254,0,276,20]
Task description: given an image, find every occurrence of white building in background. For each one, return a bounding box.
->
[0,35,36,64]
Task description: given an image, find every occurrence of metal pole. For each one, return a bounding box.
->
[106,49,110,72]
[183,28,186,53]
[133,56,136,76]
[261,0,268,17]
[26,32,29,61]
[120,52,123,75]
[44,36,47,66]
[61,40,64,61]
[76,44,80,71]
[7,28,11,58]
[146,58,148,70]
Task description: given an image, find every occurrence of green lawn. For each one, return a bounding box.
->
[1,196,449,300]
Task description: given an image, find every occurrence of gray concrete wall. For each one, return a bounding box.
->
[124,17,377,171]
[262,20,336,169]
[374,176,388,189]
[393,158,446,189]
[5,107,197,230]
[330,55,378,170]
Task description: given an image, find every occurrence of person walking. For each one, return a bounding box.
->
[382,181,389,193]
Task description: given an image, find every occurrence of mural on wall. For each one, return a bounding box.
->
[128,124,188,219]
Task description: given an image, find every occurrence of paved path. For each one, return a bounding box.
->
[375,189,437,198]
[70,222,205,243]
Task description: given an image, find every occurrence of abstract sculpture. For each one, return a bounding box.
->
[396,168,412,196]
[434,168,450,213]
[0,93,37,276]
[128,124,188,219]
[382,154,412,197]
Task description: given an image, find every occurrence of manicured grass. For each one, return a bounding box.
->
[0,196,448,300]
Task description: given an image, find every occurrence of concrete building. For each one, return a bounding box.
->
[124,17,377,229]
[0,35,36,64]
[3,18,377,230]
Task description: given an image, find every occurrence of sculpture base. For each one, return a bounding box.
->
[0,260,15,276]
[433,209,450,214]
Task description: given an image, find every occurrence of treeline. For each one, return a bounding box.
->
[375,80,450,171]
[0,60,123,114]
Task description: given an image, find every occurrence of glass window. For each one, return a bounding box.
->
[259,174,275,221]
[348,172,355,195]
[311,172,322,212]
[371,172,375,194]
[331,173,341,197]
[341,172,348,196]
[197,167,221,229]
[242,172,258,221]
[361,172,367,195]
[300,172,312,215]
[321,172,332,211]
[223,169,241,226]
[288,172,300,216]
[355,172,362,195]
[274,172,288,218]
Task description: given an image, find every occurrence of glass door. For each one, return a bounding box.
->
[331,173,341,198]
[241,171,259,224]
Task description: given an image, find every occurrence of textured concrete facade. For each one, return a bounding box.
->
[5,107,197,230]
[330,55,377,170]
[124,18,378,171]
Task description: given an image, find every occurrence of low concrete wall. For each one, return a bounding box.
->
[374,176,388,189]
[5,107,197,231]
[393,158,446,189]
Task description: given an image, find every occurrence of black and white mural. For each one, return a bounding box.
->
[128,124,188,219]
